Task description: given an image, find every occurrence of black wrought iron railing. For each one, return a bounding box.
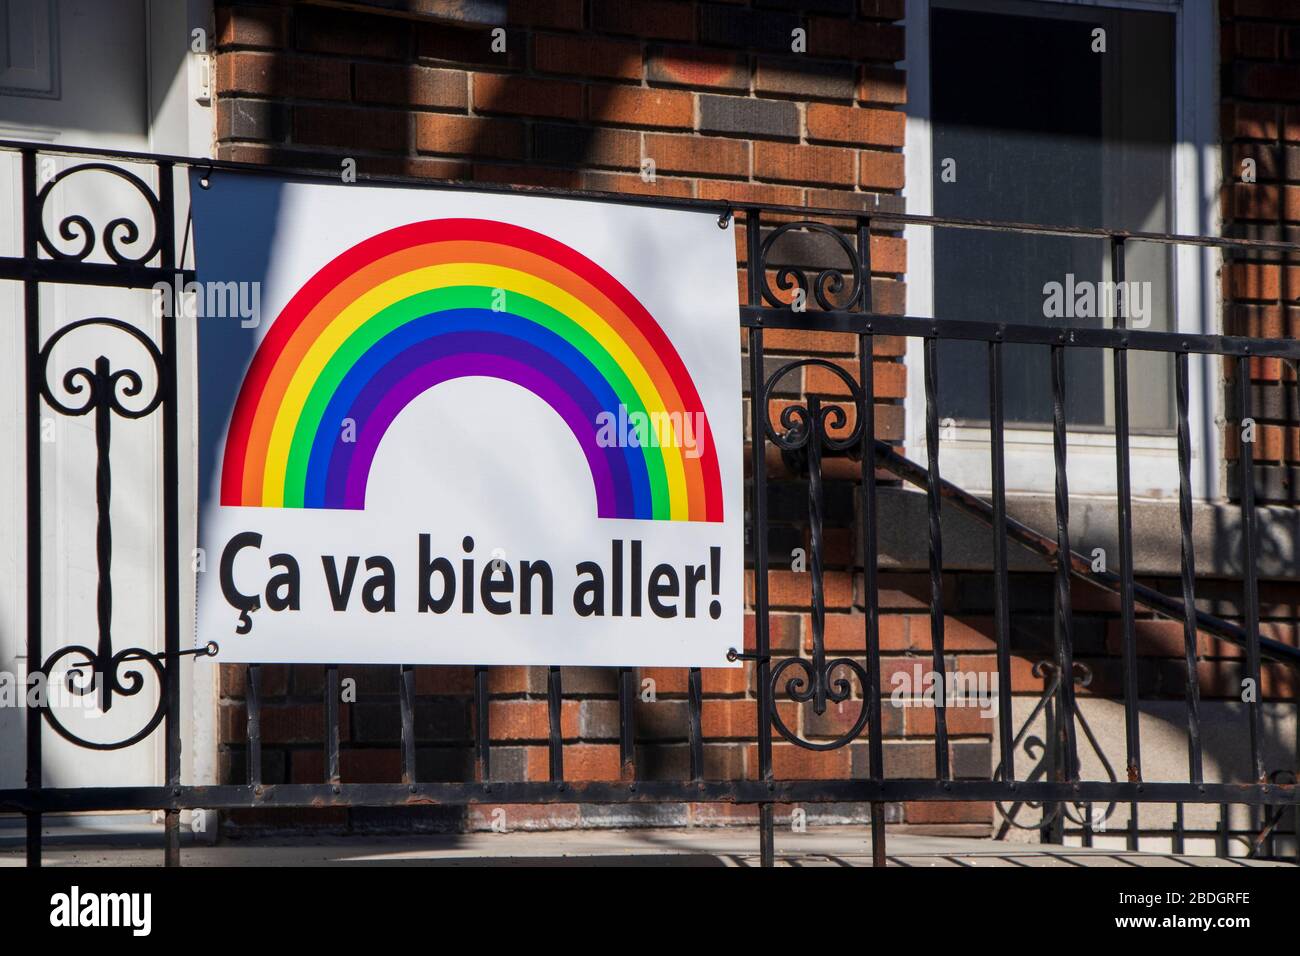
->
[0,139,1297,868]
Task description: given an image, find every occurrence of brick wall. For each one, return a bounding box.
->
[211,0,929,833]
[1222,0,1300,503]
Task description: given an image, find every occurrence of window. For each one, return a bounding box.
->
[903,0,1221,499]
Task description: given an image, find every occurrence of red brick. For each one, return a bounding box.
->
[216,52,351,100]
[755,142,856,187]
[760,328,857,355]
[260,704,349,744]
[816,612,909,652]
[756,58,856,100]
[1226,102,1279,141]
[1231,263,1300,300]
[806,104,905,147]
[638,667,688,695]
[870,234,906,273]
[860,0,905,19]
[803,698,881,739]
[486,666,546,694]
[643,133,749,177]
[859,149,905,190]
[807,18,904,62]
[700,699,760,738]
[701,665,751,695]
[417,25,525,69]
[294,106,407,152]
[415,114,524,160]
[1230,183,1300,221]
[558,743,622,780]
[295,6,407,59]
[1229,305,1300,339]
[473,73,584,119]
[588,85,693,128]
[647,46,748,91]
[806,359,904,398]
[354,63,468,109]
[744,611,803,652]
[215,6,287,49]
[905,614,997,652]
[1236,63,1300,102]
[859,65,907,105]
[414,667,475,695]
[507,0,585,30]
[534,33,642,80]
[533,124,639,168]
[752,569,855,609]
[292,748,402,784]
[1233,21,1280,58]
[759,743,852,779]
[594,0,694,42]
[1235,0,1300,19]
[902,703,998,738]
[219,663,289,699]
[489,699,580,740]
[698,180,803,207]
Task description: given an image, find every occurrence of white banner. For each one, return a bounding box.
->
[190,172,742,666]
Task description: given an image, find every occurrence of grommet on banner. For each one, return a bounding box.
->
[717,205,733,229]
[199,160,214,189]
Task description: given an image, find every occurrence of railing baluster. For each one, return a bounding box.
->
[474,665,490,781]
[400,664,416,786]
[22,148,42,868]
[1110,236,1141,852]
[747,208,775,867]
[688,667,704,782]
[547,666,563,782]
[988,340,1015,784]
[246,664,263,786]
[158,161,182,867]
[325,665,340,784]
[1174,352,1204,784]
[857,215,886,867]
[923,336,950,780]
[1049,345,1080,784]
[1236,355,1265,784]
[1110,239,1141,779]
[807,395,828,720]
[618,667,636,782]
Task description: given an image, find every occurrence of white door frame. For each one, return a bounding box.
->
[146,0,220,819]
[902,0,1224,502]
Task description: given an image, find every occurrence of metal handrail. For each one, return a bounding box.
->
[869,440,1300,670]
[3,136,1297,254]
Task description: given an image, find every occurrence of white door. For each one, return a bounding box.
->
[0,0,190,808]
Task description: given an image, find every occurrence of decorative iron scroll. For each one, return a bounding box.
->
[35,317,212,750]
[35,162,162,265]
[757,220,866,313]
[993,661,1119,831]
[760,358,869,751]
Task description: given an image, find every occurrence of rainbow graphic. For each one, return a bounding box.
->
[220,218,723,522]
